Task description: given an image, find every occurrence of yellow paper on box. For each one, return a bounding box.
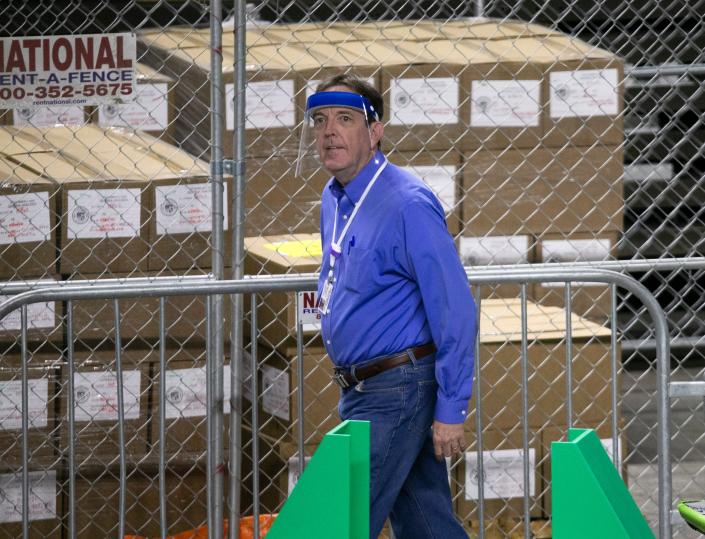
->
[263,239,322,259]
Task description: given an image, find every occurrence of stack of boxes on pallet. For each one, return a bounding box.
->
[0,123,225,536]
[0,17,625,537]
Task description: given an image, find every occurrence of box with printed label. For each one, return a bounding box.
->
[460,46,545,151]
[462,145,623,236]
[68,463,222,538]
[0,353,61,468]
[0,276,63,345]
[541,421,627,516]
[244,234,322,352]
[533,231,620,322]
[458,234,536,299]
[543,53,624,148]
[94,63,176,143]
[453,426,543,522]
[255,345,339,445]
[0,468,62,539]
[468,299,618,431]
[138,29,303,159]
[49,125,208,276]
[147,352,232,462]
[389,150,463,236]
[0,154,59,279]
[56,350,151,466]
[69,270,218,345]
[380,60,466,153]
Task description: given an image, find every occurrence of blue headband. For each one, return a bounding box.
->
[306,91,379,121]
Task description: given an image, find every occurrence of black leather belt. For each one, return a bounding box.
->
[332,343,436,389]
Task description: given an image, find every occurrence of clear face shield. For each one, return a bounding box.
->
[295,90,380,177]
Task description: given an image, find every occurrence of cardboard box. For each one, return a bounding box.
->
[56,350,151,466]
[69,270,217,346]
[94,63,177,143]
[469,299,616,430]
[458,234,536,299]
[389,149,463,235]
[0,468,62,539]
[0,158,59,279]
[0,276,63,345]
[462,145,624,236]
[542,50,625,148]
[255,345,339,445]
[454,426,543,522]
[541,421,627,516]
[245,153,330,238]
[380,58,466,153]
[147,353,230,462]
[533,231,619,321]
[244,234,322,352]
[68,463,218,538]
[0,353,61,468]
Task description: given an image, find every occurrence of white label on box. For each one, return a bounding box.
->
[401,165,456,214]
[13,106,85,127]
[460,235,530,266]
[226,80,296,130]
[542,238,612,263]
[390,77,459,125]
[550,69,619,118]
[73,370,141,422]
[470,79,540,127]
[163,365,233,417]
[464,448,535,500]
[0,378,48,429]
[0,192,50,244]
[67,188,141,239]
[155,183,228,234]
[98,82,169,130]
[0,291,55,331]
[0,470,56,523]
[296,291,321,333]
[601,436,622,471]
[261,365,289,420]
[287,454,313,495]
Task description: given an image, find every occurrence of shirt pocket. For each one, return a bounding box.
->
[343,247,375,293]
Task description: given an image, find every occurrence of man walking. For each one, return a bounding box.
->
[299,73,476,538]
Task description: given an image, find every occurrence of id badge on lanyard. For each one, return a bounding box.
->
[318,158,387,317]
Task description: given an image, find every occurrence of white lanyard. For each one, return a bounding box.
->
[328,158,388,271]
[319,158,387,316]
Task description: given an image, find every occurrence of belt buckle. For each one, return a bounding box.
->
[333,370,351,389]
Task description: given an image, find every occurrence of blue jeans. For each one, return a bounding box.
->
[338,352,467,539]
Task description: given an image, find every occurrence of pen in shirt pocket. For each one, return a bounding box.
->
[348,235,355,255]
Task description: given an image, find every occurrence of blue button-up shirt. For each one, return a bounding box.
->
[318,150,477,424]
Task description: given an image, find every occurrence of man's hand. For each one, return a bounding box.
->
[432,421,465,459]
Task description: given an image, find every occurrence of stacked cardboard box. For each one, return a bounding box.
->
[453,298,618,529]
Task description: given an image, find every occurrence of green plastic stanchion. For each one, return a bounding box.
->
[266,420,370,539]
[551,428,655,539]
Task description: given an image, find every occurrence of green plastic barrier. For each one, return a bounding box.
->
[266,420,370,539]
[678,500,705,534]
[551,428,655,538]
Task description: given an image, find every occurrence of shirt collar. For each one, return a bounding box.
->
[329,150,386,204]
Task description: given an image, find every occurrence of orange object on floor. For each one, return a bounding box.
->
[124,514,275,539]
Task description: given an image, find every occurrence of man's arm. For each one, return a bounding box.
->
[400,196,478,456]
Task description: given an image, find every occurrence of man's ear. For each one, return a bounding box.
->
[370,121,384,148]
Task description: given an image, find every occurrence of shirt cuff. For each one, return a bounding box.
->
[434,397,469,424]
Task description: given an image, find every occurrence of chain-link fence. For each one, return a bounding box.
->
[1,0,704,537]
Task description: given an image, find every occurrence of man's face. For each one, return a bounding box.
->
[311,86,382,184]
